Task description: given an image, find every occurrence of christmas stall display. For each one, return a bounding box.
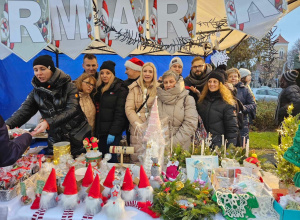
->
[137,165,154,202]
[121,168,136,202]
[78,162,94,202]
[85,137,102,167]
[84,174,104,216]
[102,166,116,198]
[141,97,165,177]
[152,179,219,220]
[274,104,300,188]
[103,180,125,219]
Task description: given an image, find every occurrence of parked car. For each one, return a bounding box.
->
[252,87,279,101]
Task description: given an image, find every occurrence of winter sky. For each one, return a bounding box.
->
[274,6,300,50]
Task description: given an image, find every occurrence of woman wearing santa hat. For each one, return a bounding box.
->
[125,62,158,162]
[5,55,91,156]
[94,61,128,163]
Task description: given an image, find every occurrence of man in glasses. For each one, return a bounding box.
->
[184,57,212,101]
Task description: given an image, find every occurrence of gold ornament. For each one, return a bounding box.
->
[53,142,71,165]
[175,181,184,191]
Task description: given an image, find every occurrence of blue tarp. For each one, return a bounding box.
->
[0,50,203,120]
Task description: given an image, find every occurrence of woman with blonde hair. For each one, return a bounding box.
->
[226,68,256,143]
[157,70,198,151]
[125,62,158,162]
[94,61,128,162]
[197,70,238,147]
[75,73,97,134]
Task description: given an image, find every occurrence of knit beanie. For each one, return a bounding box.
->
[208,70,225,84]
[239,68,251,78]
[283,70,299,82]
[169,57,183,69]
[100,60,116,75]
[33,55,56,73]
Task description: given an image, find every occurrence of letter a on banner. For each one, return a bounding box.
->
[96,0,146,58]
[225,0,288,39]
[149,0,196,54]
[0,44,12,60]
[50,0,95,59]
[0,0,51,62]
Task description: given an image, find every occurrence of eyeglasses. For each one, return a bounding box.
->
[192,65,205,69]
[82,80,96,88]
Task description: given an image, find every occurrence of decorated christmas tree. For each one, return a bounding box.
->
[274,104,300,186]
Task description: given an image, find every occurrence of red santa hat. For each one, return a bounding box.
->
[125,57,144,72]
[82,163,94,187]
[88,174,102,199]
[243,153,260,170]
[90,137,97,142]
[102,0,109,21]
[138,165,150,188]
[103,166,115,188]
[152,0,157,14]
[84,137,90,143]
[122,168,134,191]
[62,166,78,195]
[43,168,57,193]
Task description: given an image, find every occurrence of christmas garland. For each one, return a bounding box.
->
[152,180,220,220]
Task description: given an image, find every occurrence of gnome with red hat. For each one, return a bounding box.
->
[137,165,153,202]
[85,174,103,215]
[121,168,136,201]
[79,163,94,202]
[104,180,125,219]
[83,138,91,152]
[102,166,115,198]
[39,168,58,210]
[61,166,79,210]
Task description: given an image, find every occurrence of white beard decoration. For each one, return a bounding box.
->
[104,197,125,219]
[121,189,136,202]
[61,194,79,210]
[137,187,153,202]
[78,186,88,202]
[40,191,58,210]
[101,186,111,198]
[85,196,102,215]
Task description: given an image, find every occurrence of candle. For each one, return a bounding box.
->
[224,139,227,157]
[221,134,224,146]
[192,135,195,154]
[243,136,246,149]
[246,139,250,157]
[201,140,205,155]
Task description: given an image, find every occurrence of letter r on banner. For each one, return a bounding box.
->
[9,1,44,43]
[157,0,189,38]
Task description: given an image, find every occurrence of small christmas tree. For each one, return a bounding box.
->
[274,104,300,186]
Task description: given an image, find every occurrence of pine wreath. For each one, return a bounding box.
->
[152,179,220,220]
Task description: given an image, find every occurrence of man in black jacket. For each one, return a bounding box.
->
[0,115,32,167]
[6,55,91,156]
[184,57,212,102]
[275,70,300,125]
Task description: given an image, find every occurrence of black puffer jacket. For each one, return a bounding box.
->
[235,82,256,118]
[197,91,238,147]
[6,69,91,155]
[275,84,300,125]
[94,77,128,137]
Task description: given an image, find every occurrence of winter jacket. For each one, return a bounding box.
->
[94,77,129,137]
[5,69,91,156]
[184,64,212,101]
[157,78,198,150]
[275,83,300,125]
[197,91,238,147]
[125,80,156,162]
[0,115,32,167]
[235,82,256,118]
[79,92,96,134]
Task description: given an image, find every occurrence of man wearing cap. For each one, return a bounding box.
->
[6,55,91,156]
[124,57,144,87]
[275,70,300,125]
[184,57,212,101]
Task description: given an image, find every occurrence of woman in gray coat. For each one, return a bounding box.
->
[157,70,198,151]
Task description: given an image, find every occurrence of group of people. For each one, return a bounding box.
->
[3,53,300,166]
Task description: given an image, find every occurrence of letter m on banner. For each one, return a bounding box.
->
[225,0,288,39]
[50,0,95,59]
